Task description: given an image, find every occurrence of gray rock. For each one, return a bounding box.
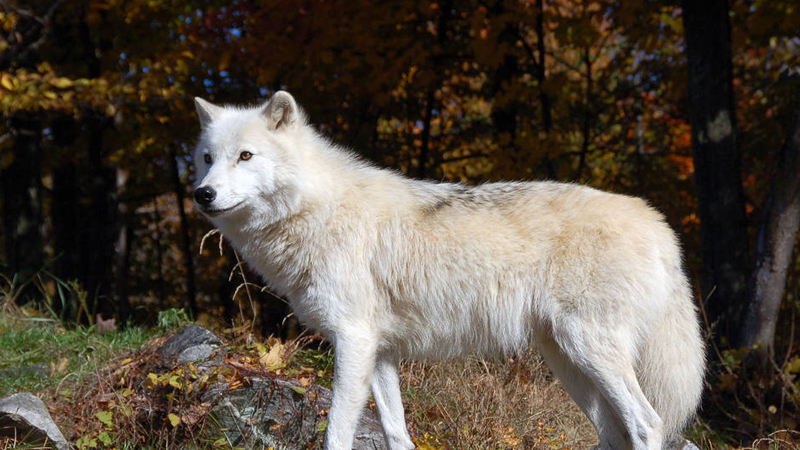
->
[0,392,69,450]
[206,377,386,449]
[158,325,223,365]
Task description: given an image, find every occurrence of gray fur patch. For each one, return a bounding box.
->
[420,182,530,215]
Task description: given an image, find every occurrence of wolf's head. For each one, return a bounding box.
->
[193,91,306,230]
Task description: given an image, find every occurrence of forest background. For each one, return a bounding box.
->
[1,0,799,446]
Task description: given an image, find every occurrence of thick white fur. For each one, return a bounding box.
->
[193,92,705,450]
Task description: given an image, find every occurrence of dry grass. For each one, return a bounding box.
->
[399,350,596,450]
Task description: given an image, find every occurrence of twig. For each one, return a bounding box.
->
[233,249,257,332]
[199,229,221,255]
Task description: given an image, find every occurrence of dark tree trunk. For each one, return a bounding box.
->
[575,46,593,181]
[535,0,552,134]
[50,115,81,320]
[52,161,79,319]
[683,0,750,345]
[153,198,165,281]
[1,113,43,287]
[169,145,198,317]
[76,8,116,321]
[114,168,133,325]
[739,102,800,364]
[489,2,519,147]
[416,0,452,179]
[534,0,557,179]
[84,116,116,318]
[417,89,436,179]
[114,223,134,324]
[491,51,519,141]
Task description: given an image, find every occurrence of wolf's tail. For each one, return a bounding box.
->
[637,274,706,448]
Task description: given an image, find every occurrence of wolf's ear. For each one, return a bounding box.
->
[195,97,224,129]
[261,91,298,131]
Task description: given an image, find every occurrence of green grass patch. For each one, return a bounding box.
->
[0,310,160,397]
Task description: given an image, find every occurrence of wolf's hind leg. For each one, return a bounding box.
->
[554,325,664,450]
[371,356,414,450]
[537,337,628,450]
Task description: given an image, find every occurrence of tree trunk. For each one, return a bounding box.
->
[491,50,519,143]
[489,2,520,149]
[84,115,116,318]
[417,0,452,179]
[114,168,133,325]
[169,145,199,318]
[1,113,43,287]
[738,102,800,364]
[51,115,80,320]
[575,46,593,181]
[52,161,79,319]
[534,0,557,179]
[682,0,750,345]
[78,8,116,320]
[535,0,552,134]
[417,89,435,179]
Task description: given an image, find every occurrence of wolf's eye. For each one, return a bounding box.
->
[239,151,253,161]
[203,154,212,164]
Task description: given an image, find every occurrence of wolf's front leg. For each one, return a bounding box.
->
[371,356,414,450]
[324,331,377,450]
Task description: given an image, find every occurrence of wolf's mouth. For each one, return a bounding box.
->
[199,201,244,217]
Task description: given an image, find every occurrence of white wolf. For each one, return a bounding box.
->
[192,91,705,450]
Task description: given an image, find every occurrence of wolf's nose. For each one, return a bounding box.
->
[194,186,216,206]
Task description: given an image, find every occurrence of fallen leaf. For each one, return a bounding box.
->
[291,386,307,395]
[96,410,113,427]
[259,340,286,370]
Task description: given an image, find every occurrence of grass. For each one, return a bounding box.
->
[0,310,158,398]
[400,352,595,450]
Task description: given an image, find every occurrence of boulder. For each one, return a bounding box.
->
[206,377,386,449]
[0,392,69,450]
[157,325,222,365]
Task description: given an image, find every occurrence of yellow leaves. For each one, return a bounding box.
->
[785,356,800,374]
[49,77,73,89]
[414,433,446,450]
[1,73,14,91]
[258,339,286,371]
[167,413,181,427]
[0,11,18,32]
[95,410,113,427]
[144,372,159,388]
[167,375,182,389]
